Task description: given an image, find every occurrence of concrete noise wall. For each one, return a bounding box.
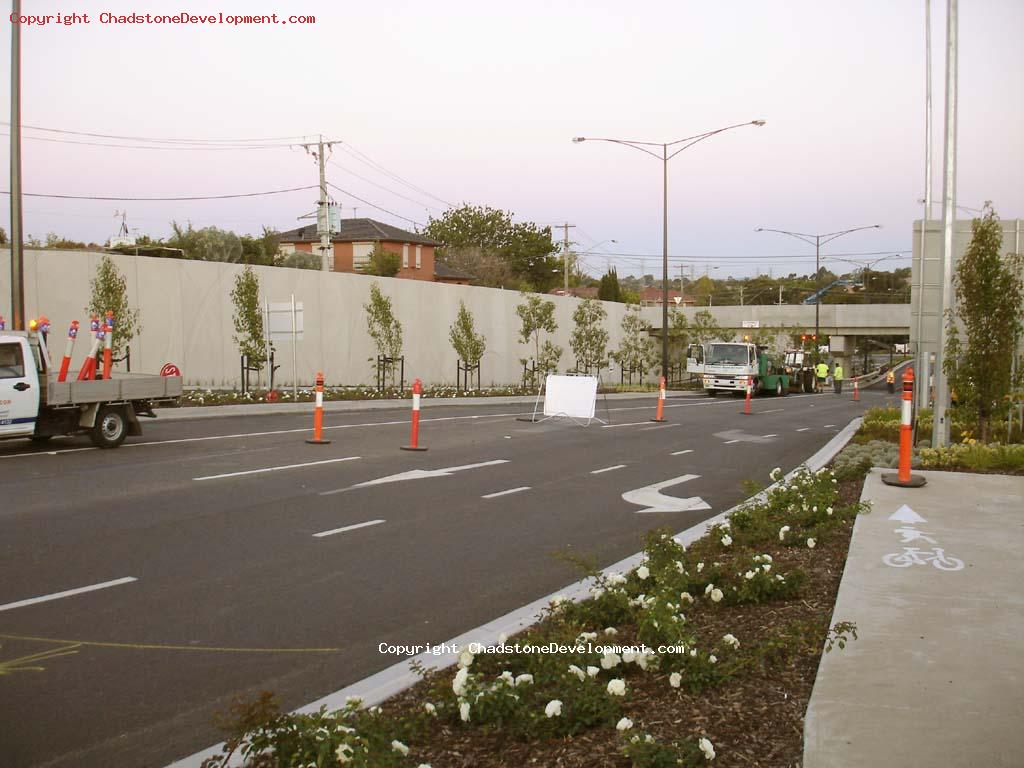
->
[1,248,645,388]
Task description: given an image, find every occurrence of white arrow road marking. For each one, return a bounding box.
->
[321,459,509,495]
[482,486,530,499]
[622,475,711,514]
[888,504,928,524]
[714,430,778,444]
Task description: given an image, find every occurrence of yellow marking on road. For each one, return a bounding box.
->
[0,643,82,674]
[0,634,341,654]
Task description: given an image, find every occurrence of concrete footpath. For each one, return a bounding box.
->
[805,468,1024,767]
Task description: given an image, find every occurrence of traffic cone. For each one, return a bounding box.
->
[651,376,667,422]
[76,319,102,381]
[742,376,753,415]
[58,320,79,382]
[401,378,428,451]
[882,367,926,487]
[102,311,115,380]
[305,371,332,445]
[853,378,860,402]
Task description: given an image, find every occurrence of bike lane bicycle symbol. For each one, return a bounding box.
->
[883,547,964,571]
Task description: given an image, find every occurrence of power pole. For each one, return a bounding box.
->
[740,285,744,306]
[559,222,575,294]
[300,136,335,272]
[9,0,24,330]
[778,283,783,305]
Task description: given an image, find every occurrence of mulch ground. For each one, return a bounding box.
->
[378,472,868,768]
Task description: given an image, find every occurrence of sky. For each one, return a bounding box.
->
[1,0,1022,279]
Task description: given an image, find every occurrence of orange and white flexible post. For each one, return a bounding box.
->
[853,377,860,402]
[305,371,331,445]
[102,311,115,380]
[58,320,79,382]
[882,367,926,488]
[401,378,428,451]
[76,316,102,381]
[651,376,667,422]
[742,376,753,415]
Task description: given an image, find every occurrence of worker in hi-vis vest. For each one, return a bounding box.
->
[833,362,844,395]
[886,369,896,394]
[815,361,829,393]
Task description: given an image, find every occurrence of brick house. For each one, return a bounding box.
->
[277,218,441,281]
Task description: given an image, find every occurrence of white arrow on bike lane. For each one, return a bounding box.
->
[888,504,927,524]
[622,474,711,514]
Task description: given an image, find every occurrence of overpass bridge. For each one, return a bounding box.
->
[645,303,911,337]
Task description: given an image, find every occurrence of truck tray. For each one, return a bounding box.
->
[45,373,183,406]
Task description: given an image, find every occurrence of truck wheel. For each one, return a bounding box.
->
[775,380,784,397]
[706,389,717,397]
[30,435,53,443]
[91,405,128,449]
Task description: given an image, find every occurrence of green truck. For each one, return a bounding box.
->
[687,342,792,396]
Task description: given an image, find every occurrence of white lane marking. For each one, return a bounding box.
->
[600,421,653,429]
[323,459,509,495]
[671,449,694,456]
[796,427,810,432]
[824,424,836,428]
[622,474,710,514]
[759,408,785,414]
[724,439,740,444]
[194,456,361,481]
[762,434,778,438]
[640,423,679,431]
[0,577,137,613]
[591,464,626,474]
[313,519,386,538]
[482,486,531,499]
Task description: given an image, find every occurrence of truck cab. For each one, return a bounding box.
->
[690,341,791,397]
[0,334,41,439]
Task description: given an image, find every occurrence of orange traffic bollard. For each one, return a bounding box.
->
[76,316,102,381]
[305,372,332,445]
[882,367,926,487]
[853,378,860,402]
[741,376,753,415]
[401,378,428,451]
[651,376,667,422]
[58,320,79,382]
[102,311,115,380]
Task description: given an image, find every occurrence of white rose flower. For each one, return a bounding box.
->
[498,670,515,686]
[807,538,816,549]
[636,565,650,580]
[680,591,694,604]
[721,535,733,547]
[607,678,626,696]
[607,572,627,586]
[675,561,686,574]
[600,651,621,669]
[577,631,597,642]
[705,583,714,596]
[345,696,363,708]
[336,743,353,763]
[391,740,409,756]
[457,647,475,668]
[763,554,773,563]
[709,654,717,664]
[550,594,567,608]
[452,667,469,696]
[616,717,633,731]
[622,650,636,664]
[723,633,740,649]
[604,626,618,636]
[779,525,791,541]
[697,562,705,572]
[762,564,771,573]
[699,737,716,760]
[769,467,782,480]
[544,699,563,718]
[423,702,436,715]
[459,701,471,722]
[568,664,586,681]
[710,588,724,603]
[515,673,534,686]
[669,672,682,688]
[744,570,756,580]
[590,586,606,599]
[690,648,698,657]
[587,665,600,677]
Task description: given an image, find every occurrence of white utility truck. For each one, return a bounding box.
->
[686,341,791,397]
[0,330,181,448]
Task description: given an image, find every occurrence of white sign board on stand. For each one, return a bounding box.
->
[266,295,304,397]
[542,374,598,422]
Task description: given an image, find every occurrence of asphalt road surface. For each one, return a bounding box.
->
[0,388,892,767]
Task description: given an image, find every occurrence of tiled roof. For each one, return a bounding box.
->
[277,218,440,246]
[434,262,476,281]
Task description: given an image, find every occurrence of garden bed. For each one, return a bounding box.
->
[204,467,867,768]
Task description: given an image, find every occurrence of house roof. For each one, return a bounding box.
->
[434,262,476,281]
[277,218,440,247]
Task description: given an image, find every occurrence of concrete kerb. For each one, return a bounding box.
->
[154,390,702,424]
[164,417,863,768]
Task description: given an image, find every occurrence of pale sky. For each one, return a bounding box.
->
[2,0,1022,279]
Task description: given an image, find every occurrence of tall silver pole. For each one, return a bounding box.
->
[916,0,934,410]
[9,0,25,330]
[932,0,958,448]
[661,145,669,381]
[814,236,821,349]
[317,136,331,272]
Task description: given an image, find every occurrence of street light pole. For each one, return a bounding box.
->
[9,0,25,330]
[756,225,882,356]
[575,120,765,381]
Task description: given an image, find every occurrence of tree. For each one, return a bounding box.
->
[570,298,609,374]
[690,309,724,345]
[168,222,243,262]
[230,265,268,376]
[516,294,561,384]
[0,226,7,245]
[612,304,658,379]
[365,283,403,386]
[240,227,279,266]
[364,243,402,277]
[944,204,1024,441]
[598,268,622,302]
[424,204,561,292]
[87,256,141,361]
[275,251,322,270]
[437,245,518,288]
[669,308,690,369]
[449,301,486,367]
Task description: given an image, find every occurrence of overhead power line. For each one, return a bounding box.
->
[326,182,426,228]
[1,121,311,145]
[337,141,454,209]
[0,185,317,201]
[327,159,443,213]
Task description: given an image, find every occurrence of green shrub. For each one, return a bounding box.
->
[917,442,1024,472]
[834,440,900,480]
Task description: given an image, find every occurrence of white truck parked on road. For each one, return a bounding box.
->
[686,341,791,397]
[0,330,181,448]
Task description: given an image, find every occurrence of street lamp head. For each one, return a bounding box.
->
[572,137,586,143]
[752,120,766,126]
[755,227,764,232]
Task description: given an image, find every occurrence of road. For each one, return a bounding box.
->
[0,388,891,767]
